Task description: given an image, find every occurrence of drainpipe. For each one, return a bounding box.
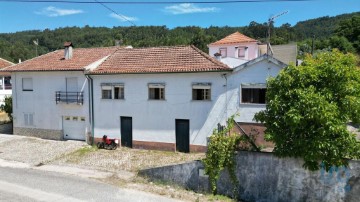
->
[85,74,95,145]
[222,73,228,129]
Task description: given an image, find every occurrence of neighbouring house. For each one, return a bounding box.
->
[0,58,14,105]
[2,40,286,152]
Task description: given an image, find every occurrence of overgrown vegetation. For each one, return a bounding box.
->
[255,50,360,171]
[0,96,12,122]
[203,117,240,195]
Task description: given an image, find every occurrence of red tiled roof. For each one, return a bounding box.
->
[0,58,14,69]
[90,45,230,74]
[2,47,118,72]
[209,32,258,46]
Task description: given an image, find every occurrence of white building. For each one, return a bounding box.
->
[3,38,286,152]
[0,58,14,105]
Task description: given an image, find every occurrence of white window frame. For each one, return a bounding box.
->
[22,78,33,91]
[101,83,125,100]
[240,84,267,104]
[24,113,34,126]
[148,83,165,100]
[192,83,211,101]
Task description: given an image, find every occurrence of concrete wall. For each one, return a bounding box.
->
[140,151,360,202]
[0,123,12,134]
[14,127,62,140]
[12,71,90,139]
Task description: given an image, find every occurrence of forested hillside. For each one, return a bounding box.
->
[0,12,359,63]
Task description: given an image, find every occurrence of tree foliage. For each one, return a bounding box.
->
[0,96,12,122]
[255,50,360,171]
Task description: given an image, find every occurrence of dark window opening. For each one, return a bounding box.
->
[192,89,210,100]
[149,87,164,100]
[242,88,266,104]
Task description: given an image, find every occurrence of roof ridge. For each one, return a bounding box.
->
[190,45,230,70]
[0,57,15,65]
[88,46,121,72]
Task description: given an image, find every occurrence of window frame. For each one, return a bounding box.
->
[101,83,125,100]
[148,83,165,100]
[22,78,33,91]
[192,83,211,101]
[241,84,267,104]
[238,46,247,58]
[219,48,227,58]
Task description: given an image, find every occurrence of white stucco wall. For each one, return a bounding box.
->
[12,71,90,133]
[226,59,283,123]
[91,72,230,146]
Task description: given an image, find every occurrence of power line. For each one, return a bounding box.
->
[0,0,314,4]
[93,0,136,26]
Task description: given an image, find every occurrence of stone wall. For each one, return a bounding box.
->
[14,127,63,140]
[139,151,360,202]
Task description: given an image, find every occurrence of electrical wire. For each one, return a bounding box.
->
[93,0,136,26]
[0,0,315,4]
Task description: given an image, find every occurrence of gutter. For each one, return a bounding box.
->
[85,74,95,145]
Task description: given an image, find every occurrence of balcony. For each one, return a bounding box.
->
[55,91,83,105]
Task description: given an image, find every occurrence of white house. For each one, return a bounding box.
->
[3,40,286,152]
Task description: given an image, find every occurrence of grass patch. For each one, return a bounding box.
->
[73,145,98,156]
[207,194,236,202]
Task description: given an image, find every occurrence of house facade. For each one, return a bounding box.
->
[3,37,286,152]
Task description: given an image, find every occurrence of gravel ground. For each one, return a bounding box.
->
[0,134,86,166]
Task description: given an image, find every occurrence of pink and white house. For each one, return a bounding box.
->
[208,32,260,68]
[0,58,14,105]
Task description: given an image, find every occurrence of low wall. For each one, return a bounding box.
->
[14,127,63,140]
[139,151,360,202]
[0,123,13,134]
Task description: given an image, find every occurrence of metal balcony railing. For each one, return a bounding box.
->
[55,91,83,105]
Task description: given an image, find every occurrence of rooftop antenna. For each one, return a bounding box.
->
[267,11,288,55]
[33,39,39,57]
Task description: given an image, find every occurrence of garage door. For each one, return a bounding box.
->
[63,116,86,140]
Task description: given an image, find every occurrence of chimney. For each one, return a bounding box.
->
[18,59,22,63]
[214,52,222,61]
[64,42,73,60]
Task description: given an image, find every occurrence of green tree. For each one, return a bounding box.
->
[255,50,360,171]
[0,96,12,122]
[336,15,360,52]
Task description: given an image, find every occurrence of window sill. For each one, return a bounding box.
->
[23,90,33,92]
[148,99,166,101]
[191,100,212,102]
[240,103,266,106]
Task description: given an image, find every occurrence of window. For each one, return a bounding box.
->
[65,116,71,121]
[238,47,246,58]
[241,87,266,104]
[24,113,34,126]
[22,78,33,91]
[148,83,165,100]
[101,86,112,99]
[4,77,11,90]
[101,83,125,100]
[114,86,124,99]
[80,117,85,121]
[192,83,211,100]
[219,48,227,58]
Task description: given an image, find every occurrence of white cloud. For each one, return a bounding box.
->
[35,6,83,17]
[164,3,219,15]
[109,13,138,22]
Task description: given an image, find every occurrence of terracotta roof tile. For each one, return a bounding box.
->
[0,58,14,69]
[3,47,118,72]
[90,45,230,74]
[209,32,258,46]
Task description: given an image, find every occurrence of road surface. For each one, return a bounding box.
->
[0,166,182,202]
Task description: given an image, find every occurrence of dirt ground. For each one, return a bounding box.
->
[0,134,234,202]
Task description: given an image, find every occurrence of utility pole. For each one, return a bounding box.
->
[267,11,288,55]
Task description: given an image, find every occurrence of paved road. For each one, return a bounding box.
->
[0,166,182,202]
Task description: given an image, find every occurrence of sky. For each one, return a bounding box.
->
[0,0,359,33]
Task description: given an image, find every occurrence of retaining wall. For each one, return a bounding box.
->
[140,151,360,202]
[14,127,63,140]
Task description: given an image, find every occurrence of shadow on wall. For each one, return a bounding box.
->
[139,151,360,202]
